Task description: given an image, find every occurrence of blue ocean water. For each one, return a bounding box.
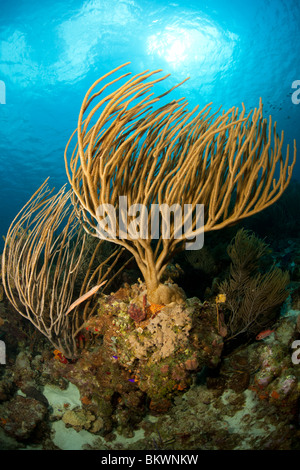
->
[0,0,299,251]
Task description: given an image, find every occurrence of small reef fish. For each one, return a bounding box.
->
[65,281,107,315]
[256,329,275,341]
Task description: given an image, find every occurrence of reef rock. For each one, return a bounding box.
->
[0,395,47,441]
[84,286,226,413]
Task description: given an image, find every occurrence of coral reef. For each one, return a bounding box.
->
[0,63,298,450]
[79,281,225,413]
[219,229,290,340]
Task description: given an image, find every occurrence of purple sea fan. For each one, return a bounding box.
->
[128,303,146,323]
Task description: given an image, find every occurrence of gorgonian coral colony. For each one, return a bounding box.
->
[2,63,297,357]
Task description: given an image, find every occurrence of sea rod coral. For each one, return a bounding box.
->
[1,180,124,357]
[65,62,296,305]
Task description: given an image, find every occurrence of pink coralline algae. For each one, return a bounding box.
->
[128,303,146,323]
